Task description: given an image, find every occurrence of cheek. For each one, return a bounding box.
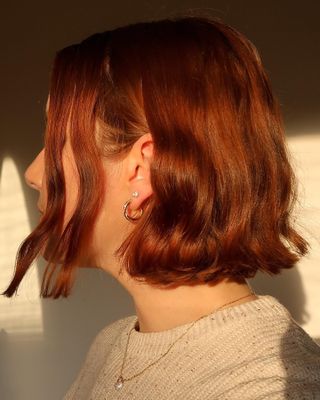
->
[93,187,121,245]
[90,174,130,262]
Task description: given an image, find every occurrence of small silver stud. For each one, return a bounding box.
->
[132,191,139,198]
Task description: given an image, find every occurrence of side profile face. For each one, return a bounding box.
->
[24,108,154,276]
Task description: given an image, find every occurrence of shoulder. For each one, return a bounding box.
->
[243,296,320,354]
[215,296,320,398]
[223,295,320,364]
[188,295,320,398]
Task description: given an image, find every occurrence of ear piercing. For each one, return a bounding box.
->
[123,191,143,221]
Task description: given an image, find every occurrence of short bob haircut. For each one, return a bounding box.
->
[3,14,309,299]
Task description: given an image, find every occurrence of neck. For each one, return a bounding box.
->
[117,273,256,333]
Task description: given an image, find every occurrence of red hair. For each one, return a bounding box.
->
[2,14,309,298]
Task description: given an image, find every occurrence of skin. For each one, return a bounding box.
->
[24,101,258,334]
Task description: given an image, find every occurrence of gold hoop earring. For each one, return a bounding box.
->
[123,200,143,221]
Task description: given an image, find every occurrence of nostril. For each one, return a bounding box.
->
[30,182,39,190]
[25,176,40,190]
[24,151,44,190]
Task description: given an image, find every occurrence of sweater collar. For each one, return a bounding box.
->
[118,294,286,357]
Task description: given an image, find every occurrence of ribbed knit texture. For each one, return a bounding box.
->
[63,295,320,399]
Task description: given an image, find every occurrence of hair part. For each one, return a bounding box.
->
[2,13,310,298]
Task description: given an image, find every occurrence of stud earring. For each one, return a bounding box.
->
[132,191,139,198]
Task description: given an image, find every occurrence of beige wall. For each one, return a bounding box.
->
[0,1,319,399]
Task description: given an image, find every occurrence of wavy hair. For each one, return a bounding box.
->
[2,14,310,298]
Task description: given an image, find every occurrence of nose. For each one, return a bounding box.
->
[24,148,45,191]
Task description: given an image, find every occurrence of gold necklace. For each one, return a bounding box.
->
[114,290,256,390]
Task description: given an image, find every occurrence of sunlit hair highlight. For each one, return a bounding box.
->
[2,13,310,298]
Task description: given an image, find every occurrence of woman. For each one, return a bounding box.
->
[3,14,320,399]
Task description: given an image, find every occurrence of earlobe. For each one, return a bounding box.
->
[128,165,153,205]
[124,134,154,218]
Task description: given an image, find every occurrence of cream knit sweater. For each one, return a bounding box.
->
[63,295,320,399]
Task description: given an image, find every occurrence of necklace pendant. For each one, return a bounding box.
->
[114,376,124,390]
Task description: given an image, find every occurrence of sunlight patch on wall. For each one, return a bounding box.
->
[287,133,320,338]
[0,156,44,337]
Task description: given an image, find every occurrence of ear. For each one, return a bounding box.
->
[126,133,154,214]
